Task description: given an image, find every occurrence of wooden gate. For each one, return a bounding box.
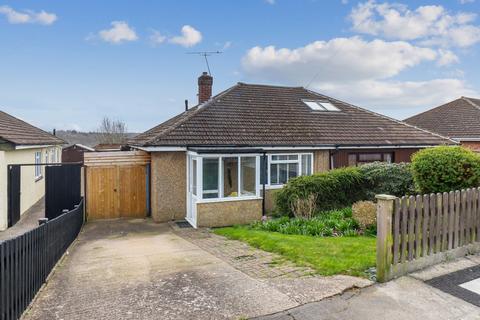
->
[84,151,150,220]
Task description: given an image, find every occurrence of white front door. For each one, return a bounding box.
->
[186,156,198,227]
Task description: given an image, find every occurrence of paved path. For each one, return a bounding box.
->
[0,198,44,241]
[255,256,480,320]
[24,220,370,320]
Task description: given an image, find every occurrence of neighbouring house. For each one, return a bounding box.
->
[405,97,480,152]
[62,144,94,164]
[128,72,455,228]
[0,110,64,231]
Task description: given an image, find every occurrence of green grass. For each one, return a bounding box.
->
[214,226,376,277]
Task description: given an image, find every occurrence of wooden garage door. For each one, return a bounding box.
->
[85,151,150,220]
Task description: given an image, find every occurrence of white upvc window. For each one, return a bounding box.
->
[191,154,261,202]
[264,153,313,188]
[50,148,56,163]
[35,151,42,179]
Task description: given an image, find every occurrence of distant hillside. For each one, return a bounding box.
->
[56,130,138,147]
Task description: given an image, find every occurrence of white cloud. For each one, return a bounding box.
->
[241,36,476,114]
[460,0,475,4]
[0,5,57,25]
[149,30,166,46]
[169,25,202,47]
[315,79,476,110]
[349,1,480,47]
[437,49,459,66]
[265,0,275,4]
[242,37,438,83]
[97,21,138,44]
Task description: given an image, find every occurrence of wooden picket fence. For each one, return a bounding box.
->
[376,188,480,282]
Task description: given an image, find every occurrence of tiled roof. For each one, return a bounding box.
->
[0,110,64,146]
[130,83,454,147]
[405,97,480,140]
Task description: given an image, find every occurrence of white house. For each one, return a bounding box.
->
[0,110,64,231]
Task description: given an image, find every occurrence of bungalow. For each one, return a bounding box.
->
[129,73,454,228]
[0,110,64,230]
[405,97,480,152]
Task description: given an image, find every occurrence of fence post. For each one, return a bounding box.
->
[376,194,397,283]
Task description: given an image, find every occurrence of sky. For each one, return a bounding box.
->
[0,0,479,133]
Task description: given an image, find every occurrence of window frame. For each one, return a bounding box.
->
[266,153,314,189]
[348,152,394,166]
[193,153,262,203]
[302,99,341,112]
[34,151,42,180]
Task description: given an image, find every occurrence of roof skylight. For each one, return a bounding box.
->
[302,100,340,112]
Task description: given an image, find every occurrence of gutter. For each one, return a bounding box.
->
[129,143,452,153]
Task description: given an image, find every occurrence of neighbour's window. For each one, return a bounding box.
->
[348,152,393,166]
[269,153,312,186]
[35,151,42,179]
[50,149,56,163]
[45,151,49,164]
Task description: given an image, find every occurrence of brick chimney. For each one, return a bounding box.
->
[198,72,213,104]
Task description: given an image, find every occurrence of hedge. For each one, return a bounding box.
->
[275,167,367,216]
[275,162,414,216]
[411,146,480,193]
[358,162,414,198]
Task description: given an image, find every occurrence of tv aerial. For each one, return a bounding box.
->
[186,51,222,75]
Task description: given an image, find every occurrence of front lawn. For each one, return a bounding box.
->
[214,226,376,277]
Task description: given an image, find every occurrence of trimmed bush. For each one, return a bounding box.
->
[251,208,359,237]
[358,162,414,198]
[411,146,480,193]
[352,201,376,228]
[275,167,367,216]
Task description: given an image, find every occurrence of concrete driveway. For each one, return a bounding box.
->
[24,219,304,320]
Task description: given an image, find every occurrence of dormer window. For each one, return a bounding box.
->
[302,99,340,111]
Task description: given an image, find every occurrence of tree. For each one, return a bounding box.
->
[96,117,128,144]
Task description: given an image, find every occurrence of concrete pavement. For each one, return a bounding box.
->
[254,256,480,320]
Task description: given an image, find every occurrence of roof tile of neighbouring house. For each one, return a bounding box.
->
[0,110,65,146]
[404,97,480,140]
[130,83,455,147]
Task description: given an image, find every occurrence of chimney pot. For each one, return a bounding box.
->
[198,72,213,104]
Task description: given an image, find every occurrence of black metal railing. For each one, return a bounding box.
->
[0,198,84,320]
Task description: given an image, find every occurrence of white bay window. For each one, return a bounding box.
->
[189,154,261,202]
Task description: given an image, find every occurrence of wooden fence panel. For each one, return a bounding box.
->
[377,188,480,282]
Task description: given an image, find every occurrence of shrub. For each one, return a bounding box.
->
[352,201,376,228]
[275,167,367,216]
[290,193,317,219]
[411,146,480,193]
[358,162,414,198]
[251,208,359,237]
